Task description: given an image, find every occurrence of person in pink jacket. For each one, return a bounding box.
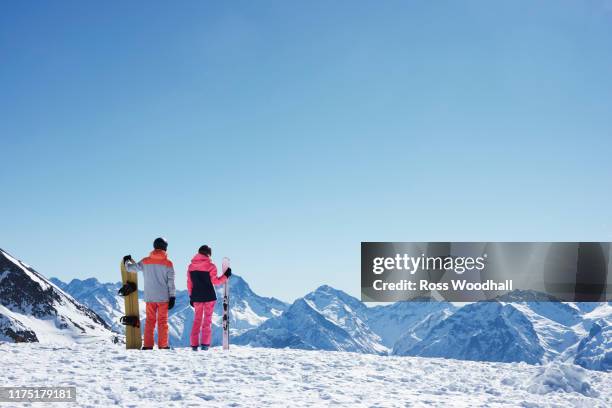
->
[187,245,231,350]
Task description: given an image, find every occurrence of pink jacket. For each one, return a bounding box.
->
[187,253,227,299]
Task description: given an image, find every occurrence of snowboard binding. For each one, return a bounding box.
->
[120,315,140,328]
[118,281,137,297]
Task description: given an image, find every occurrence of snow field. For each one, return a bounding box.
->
[0,343,610,407]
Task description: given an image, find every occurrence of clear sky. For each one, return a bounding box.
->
[1,1,612,302]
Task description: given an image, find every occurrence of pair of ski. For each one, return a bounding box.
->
[221,257,230,351]
[118,257,231,351]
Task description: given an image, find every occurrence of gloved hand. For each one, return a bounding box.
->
[123,255,134,263]
[189,299,194,308]
[224,267,232,278]
[168,296,176,310]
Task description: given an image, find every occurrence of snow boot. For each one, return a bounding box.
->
[200,344,209,351]
[141,346,153,350]
[191,346,198,351]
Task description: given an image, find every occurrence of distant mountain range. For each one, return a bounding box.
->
[1,247,610,372]
[50,274,287,348]
[233,285,455,355]
[234,286,389,354]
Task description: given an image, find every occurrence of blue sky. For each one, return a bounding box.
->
[1,1,612,302]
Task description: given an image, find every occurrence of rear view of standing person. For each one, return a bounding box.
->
[123,237,176,350]
[188,245,232,350]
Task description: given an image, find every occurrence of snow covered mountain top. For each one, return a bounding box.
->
[216,275,288,327]
[367,298,456,348]
[235,284,397,354]
[574,322,612,372]
[0,248,114,344]
[496,289,564,302]
[583,303,612,322]
[401,301,546,364]
[50,277,118,295]
[234,296,386,353]
[305,284,368,312]
[1,342,609,407]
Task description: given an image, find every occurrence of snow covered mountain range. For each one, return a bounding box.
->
[0,248,114,344]
[233,285,454,355]
[2,248,610,372]
[50,275,287,348]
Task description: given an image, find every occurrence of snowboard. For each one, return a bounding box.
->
[222,257,230,351]
[119,260,142,349]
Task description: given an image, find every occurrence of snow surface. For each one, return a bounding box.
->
[527,362,599,397]
[0,343,610,407]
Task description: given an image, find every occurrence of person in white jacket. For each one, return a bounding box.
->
[123,237,176,349]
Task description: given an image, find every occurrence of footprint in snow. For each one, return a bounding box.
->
[196,393,215,401]
[169,392,182,401]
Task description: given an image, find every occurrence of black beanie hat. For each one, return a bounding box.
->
[198,245,211,256]
[153,237,168,251]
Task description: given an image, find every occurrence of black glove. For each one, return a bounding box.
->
[224,267,232,278]
[168,296,175,310]
[189,299,194,308]
[123,255,134,263]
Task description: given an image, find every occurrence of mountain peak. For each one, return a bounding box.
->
[398,301,545,364]
[309,284,359,301]
[495,290,562,302]
[74,277,101,285]
[314,284,336,292]
[0,248,113,343]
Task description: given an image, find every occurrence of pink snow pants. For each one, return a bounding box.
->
[190,301,216,347]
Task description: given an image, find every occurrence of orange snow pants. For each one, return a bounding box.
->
[144,302,169,348]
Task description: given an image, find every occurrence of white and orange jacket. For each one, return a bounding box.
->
[125,249,176,302]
